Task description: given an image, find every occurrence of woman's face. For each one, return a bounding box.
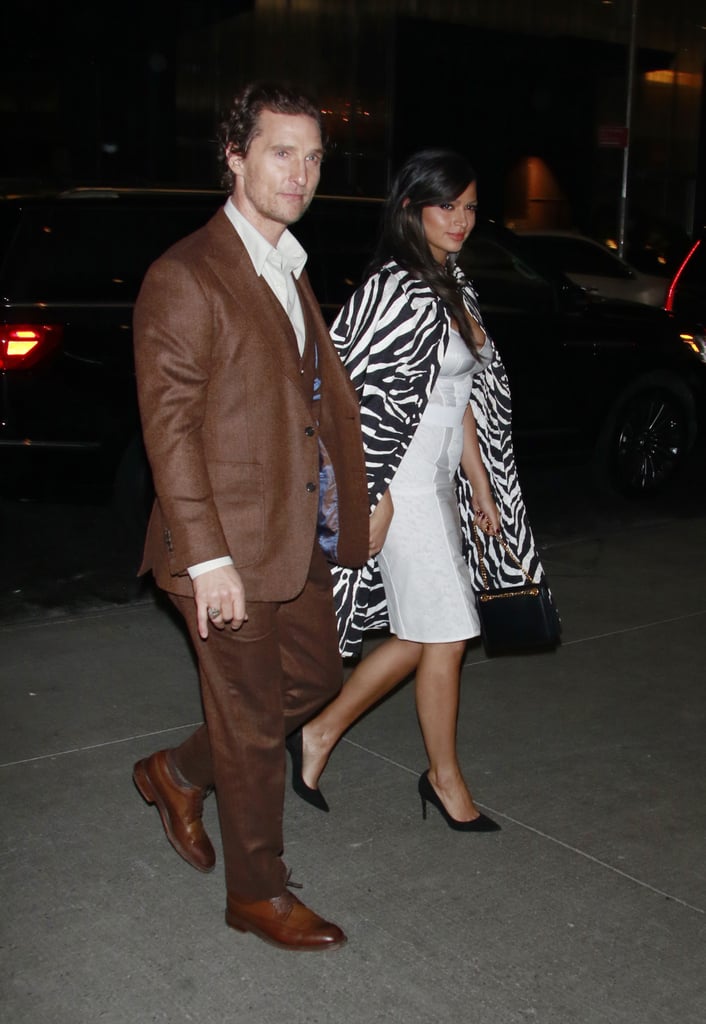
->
[420,181,478,264]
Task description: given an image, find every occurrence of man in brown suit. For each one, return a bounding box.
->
[131,83,368,951]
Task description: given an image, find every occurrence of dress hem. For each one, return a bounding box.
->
[388,627,481,644]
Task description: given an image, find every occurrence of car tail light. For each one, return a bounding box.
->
[679,331,706,364]
[0,324,63,370]
[665,238,701,311]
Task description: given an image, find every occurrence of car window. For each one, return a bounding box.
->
[459,237,555,313]
[522,236,631,279]
[2,203,218,302]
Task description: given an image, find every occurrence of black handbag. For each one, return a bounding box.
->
[473,526,561,656]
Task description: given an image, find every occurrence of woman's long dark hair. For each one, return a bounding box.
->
[371,148,478,353]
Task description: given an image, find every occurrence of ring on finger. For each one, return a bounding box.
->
[207,606,222,620]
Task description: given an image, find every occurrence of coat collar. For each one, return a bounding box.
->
[223,198,307,280]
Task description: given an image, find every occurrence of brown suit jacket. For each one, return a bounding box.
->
[133,208,369,601]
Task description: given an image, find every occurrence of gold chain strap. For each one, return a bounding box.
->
[472,522,538,592]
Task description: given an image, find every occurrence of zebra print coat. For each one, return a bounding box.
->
[330,258,544,658]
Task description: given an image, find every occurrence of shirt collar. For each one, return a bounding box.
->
[224,198,307,279]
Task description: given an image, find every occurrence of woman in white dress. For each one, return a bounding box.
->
[287,151,506,830]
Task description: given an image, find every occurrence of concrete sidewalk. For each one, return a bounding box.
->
[2,517,705,1024]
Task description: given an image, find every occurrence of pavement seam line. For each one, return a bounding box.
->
[341,738,706,917]
[4,728,703,915]
[555,607,706,646]
[0,722,203,769]
[0,599,156,633]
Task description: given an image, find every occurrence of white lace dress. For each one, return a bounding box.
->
[376,328,492,642]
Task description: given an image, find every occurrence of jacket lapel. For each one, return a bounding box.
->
[203,210,306,393]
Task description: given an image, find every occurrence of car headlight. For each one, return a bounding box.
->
[680,332,706,364]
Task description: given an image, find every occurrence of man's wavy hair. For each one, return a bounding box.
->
[218,82,323,191]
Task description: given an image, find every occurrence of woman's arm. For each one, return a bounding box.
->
[460,403,501,536]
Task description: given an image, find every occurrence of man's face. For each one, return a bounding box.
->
[227,109,323,245]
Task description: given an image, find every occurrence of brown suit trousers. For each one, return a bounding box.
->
[171,541,341,901]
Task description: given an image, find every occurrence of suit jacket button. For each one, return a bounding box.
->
[304,426,315,436]
[306,482,316,492]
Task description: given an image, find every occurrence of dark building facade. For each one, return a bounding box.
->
[4,1,705,253]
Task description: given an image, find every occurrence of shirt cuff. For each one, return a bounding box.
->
[187,556,234,580]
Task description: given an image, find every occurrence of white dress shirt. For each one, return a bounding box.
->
[224,198,308,355]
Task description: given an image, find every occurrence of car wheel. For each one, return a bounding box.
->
[600,387,690,496]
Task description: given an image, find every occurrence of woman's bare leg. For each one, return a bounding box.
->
[301,636,422,789]
[415,640,482,821]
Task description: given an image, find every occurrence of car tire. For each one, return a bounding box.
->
[596,384,693,497]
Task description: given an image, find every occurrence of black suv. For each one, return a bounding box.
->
[0,189,222,502]
[2,190,705,512]
[458,224,706,494]
[0,187,382,512]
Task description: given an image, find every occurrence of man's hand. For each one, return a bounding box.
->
[193,565,247,639]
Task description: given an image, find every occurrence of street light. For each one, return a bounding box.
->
[618,0,639,259]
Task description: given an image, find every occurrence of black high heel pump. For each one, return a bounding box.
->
[285,728,329,813]
[418,770,500,832]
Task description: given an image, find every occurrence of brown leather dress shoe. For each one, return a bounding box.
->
[226,891,347,951]
[133,749,215,873]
